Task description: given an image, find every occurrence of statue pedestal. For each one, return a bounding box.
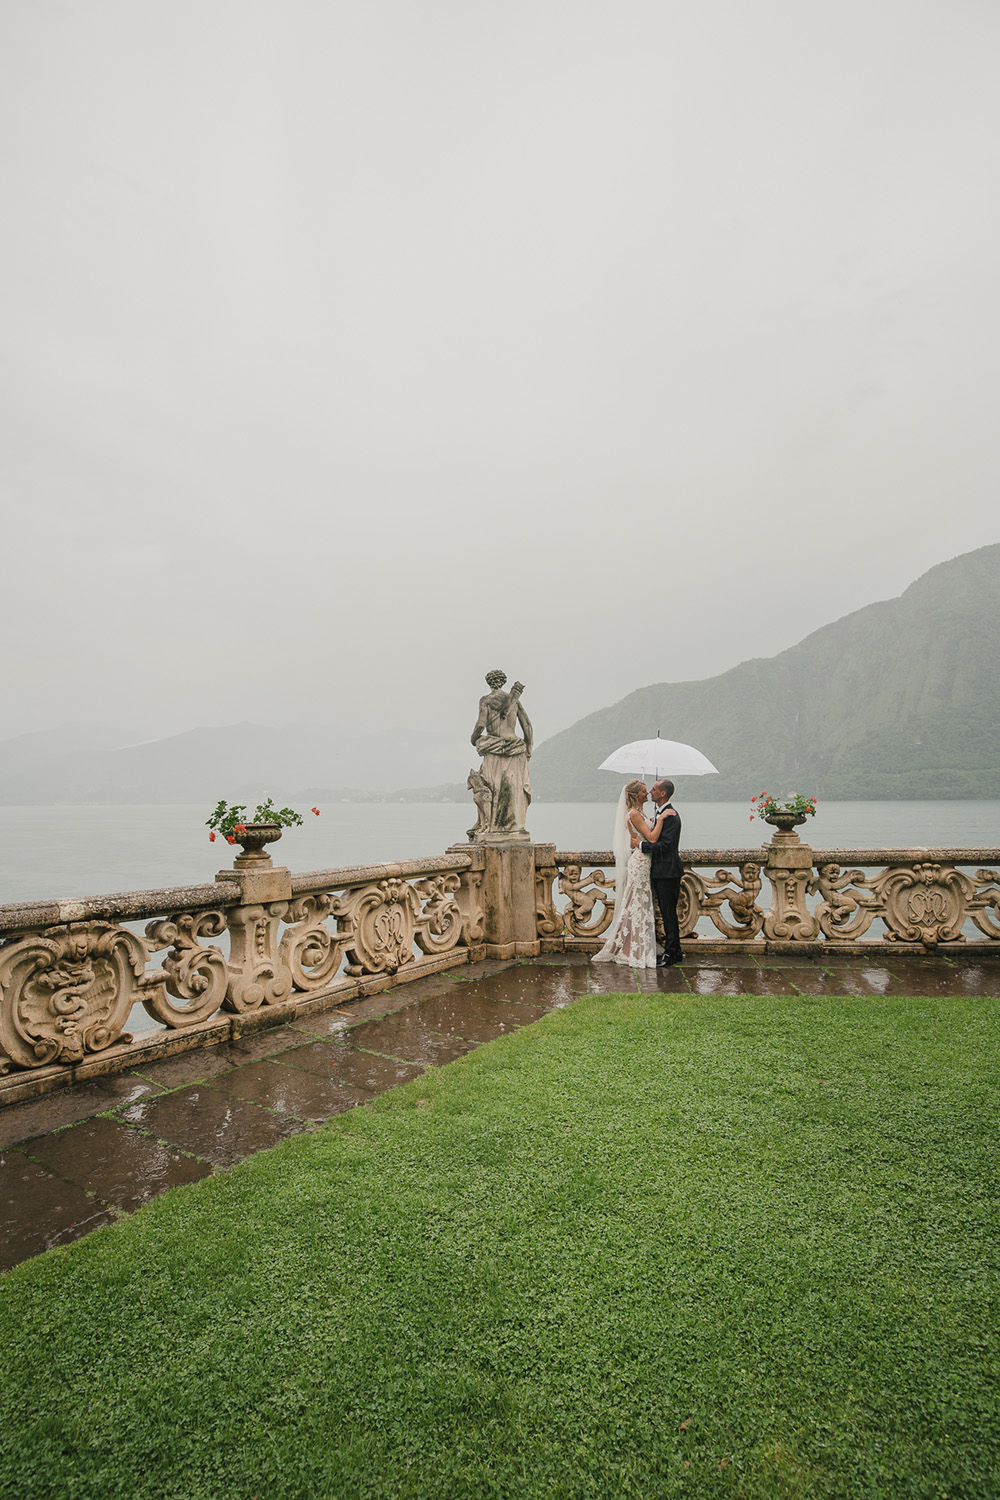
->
[448,840,539,959]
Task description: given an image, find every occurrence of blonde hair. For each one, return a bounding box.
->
[625,779,646,808]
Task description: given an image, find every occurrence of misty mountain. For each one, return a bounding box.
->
[0,712,471,806]
[530,543,1000,802]
[4,544,998,807]
[0,723,137,779]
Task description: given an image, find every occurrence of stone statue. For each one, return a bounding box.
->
[469,670,533,840]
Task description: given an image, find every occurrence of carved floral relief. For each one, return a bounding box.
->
[0,921,145,1069]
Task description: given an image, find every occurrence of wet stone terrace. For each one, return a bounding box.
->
[3,950,999,1273]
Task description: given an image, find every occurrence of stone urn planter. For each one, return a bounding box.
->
[763,811,809,844]
[232,823,282,870]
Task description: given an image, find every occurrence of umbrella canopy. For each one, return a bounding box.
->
[598,736,719,778]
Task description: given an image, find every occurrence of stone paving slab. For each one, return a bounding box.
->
[1,1150,113,1273]
[401,992,551,1041]
[119,1086,309,1168]
[677,951,763,969]
[0,1076,169,1151]
[206,1058,371,1121]
[347,1011,478,1067]
[129,1025,326,1089]
[832,960,989,997]
[950,962,1000,995]
[634,965,700,994]
[450,962,580,1008]
[299,993,427,1030]
[586,962,644,994]
[754,954,832,968]
[129,1044,263,1090]
[276,1040,424,1093]
[228,1023,347,1062]
[684,967,804,996]
[25,1117,212,1213]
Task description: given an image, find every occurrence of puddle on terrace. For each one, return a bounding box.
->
[400,992,550,1040]
[346,1012,477,1067]
[684,968,802,996]
[453,962,582,1008]
[846,960,998,997]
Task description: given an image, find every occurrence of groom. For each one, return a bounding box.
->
[639,778,683,967]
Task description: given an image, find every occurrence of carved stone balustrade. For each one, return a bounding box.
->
[4,829,999,1111]
[536,845,1000,954]
[0,852,487,1107]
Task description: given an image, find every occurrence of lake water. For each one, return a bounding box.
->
[2,801,1000,906]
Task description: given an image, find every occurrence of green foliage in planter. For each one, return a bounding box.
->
[206,797,305,839]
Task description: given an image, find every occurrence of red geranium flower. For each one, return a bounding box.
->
[209,831,216,842]
[234,823,246,835]
[311,806,320,816]
[226,835,236,844]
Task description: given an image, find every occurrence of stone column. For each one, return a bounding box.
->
[216,849,294,1010]
[762,826,819,942]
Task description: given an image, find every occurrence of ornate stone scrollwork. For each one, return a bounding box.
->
[454,868,485,946]
[869,863,975,946]
[413,874,463,955]
[764,847,820,942]
[224,902,293,1011]
[676,872,700,939]
[810,864,881,941]
[278,893,350,992]
[144,910,230,1027]
[333,878,421,977]
[0,921,144,1070]
[558,864,615,939]
[969,868,1000,940]
[682,863,765,940]
[535,869,563,939]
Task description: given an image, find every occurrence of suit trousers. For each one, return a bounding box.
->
[652,876,682,961]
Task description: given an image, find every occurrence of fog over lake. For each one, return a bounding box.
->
[2,2,998,778]
[2,801,999,906]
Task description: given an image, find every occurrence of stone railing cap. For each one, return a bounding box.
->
[0,882,239,934]
[290,852,472,894]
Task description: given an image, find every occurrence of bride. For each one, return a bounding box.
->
[593,779,674,968]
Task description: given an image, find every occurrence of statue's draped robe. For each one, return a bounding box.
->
[473,695,532,836]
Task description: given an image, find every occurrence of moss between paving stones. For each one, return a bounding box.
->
[1,991,999,1499]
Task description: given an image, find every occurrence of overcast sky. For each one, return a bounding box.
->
[3,0,998,780]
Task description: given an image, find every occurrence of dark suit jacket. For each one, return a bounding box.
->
[640,804,683,880]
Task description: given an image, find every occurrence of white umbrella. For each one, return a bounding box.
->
[598,734,719,778]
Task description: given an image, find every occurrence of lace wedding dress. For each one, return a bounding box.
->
[592,795,657,968]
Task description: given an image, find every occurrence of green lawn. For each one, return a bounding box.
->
[2,990,999,1499]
